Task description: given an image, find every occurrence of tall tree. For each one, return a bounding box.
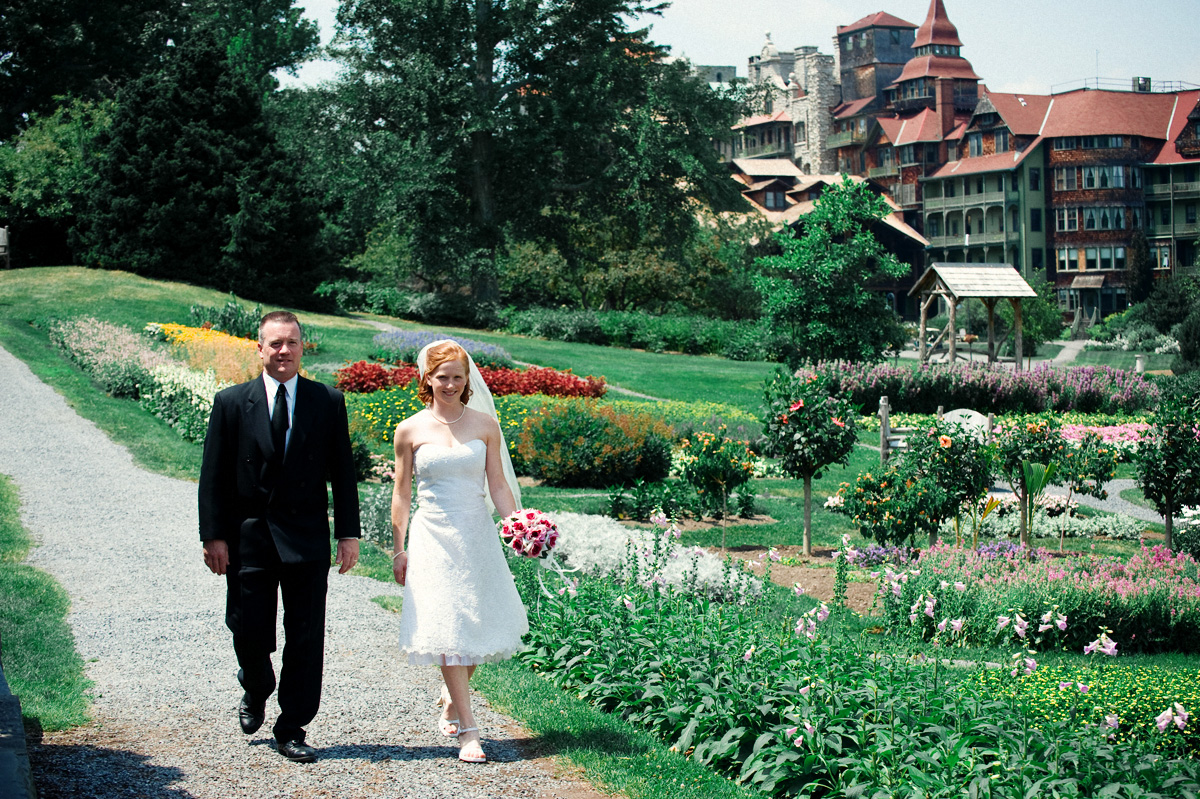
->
[323,0,746,298]
[1125,227,1155,306]
[753,177,909,363]
[0,0,175,137]
[71,30,327,306]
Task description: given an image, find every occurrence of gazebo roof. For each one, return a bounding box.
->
[908,263,1037,299]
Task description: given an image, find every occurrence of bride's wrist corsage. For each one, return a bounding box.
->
[498,509,559,559]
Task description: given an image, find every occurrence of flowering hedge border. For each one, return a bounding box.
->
[49,317,173,398]
[138,363,230,442]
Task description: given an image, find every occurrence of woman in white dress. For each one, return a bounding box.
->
[390,340,528,764]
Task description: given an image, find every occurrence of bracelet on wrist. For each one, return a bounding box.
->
[392,551,404,561]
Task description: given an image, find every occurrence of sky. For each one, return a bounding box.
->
[281,0,1200,97]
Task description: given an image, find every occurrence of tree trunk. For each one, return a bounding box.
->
[803,474,813,557]
[1165,511,1174,551]
[1019,490,1029,548]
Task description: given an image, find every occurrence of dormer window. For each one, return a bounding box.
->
[764,191,786,209]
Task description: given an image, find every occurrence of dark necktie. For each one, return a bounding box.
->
[271,385,289,465]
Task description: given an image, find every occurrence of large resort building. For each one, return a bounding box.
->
[719,0,1200,319]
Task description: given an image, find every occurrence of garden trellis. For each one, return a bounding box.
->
[908,263,1038,368]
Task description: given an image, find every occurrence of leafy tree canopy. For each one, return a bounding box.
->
[752,177,909,363]
[71,29,327,306]
[302,0,747,297]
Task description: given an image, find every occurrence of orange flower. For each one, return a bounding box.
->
[779,414,788,424]
[832,416,845,428]
[939,435,953,448]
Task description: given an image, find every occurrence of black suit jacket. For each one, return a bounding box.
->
[198,374,360,564]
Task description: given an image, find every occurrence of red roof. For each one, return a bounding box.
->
[733,109,792,129]
[982,90,1054,136]
[838,11,918,35]
[892,54,980,84]
[878,108,944,144]
[926,141,1044,178]
[1039,89,1188,139]
[913,0,963,48]
[832,96,876,119]
[1151,90,1200,165]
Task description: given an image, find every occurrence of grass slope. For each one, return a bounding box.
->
[0,475,91,730]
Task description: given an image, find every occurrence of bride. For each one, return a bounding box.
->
[390,339,528,764]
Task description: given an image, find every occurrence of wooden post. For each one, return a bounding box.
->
[1010,297,1024,371]
[918,295,929,364]
[984,298,997,364]
[947,299,958,363]
[987,412,995,443]
[937,405,944,420]
[879,396,891,464]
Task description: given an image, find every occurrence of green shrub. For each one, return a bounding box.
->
[138,363,229,442]
[517,400,672,487]
[500,306,759,357]
[188,293,263,339]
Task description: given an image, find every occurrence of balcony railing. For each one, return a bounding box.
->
[1145,181,1200,198]
[826,129,867,149]
[733,142,791,159]
[1148,221,1200,237]
[923,189,1019,212]
[868,164,899,179]
[925,231,1007,248]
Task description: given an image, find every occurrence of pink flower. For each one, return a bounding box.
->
[1077,683,1089,694]
[936,619,947,633]
[1105,714,1119,729]
[1013,615,1029,638]
[950,619,963,633]
[832,416,845,427]
[1058,681,1073,690]
[621,595,634,611]
[793,583,805,597]
[789,400,804,411]
[908,613,918,624]
[1174,703,1190,729]
[1156,708,1175,733]
[1056,615,1068,631]
[649,511,668,526]
[804,721,815,734]
[1038,623,1052,633]
[817,605,830,623]
[953,581,966,591]
[784,726,797,737]
[997,615,1011,631]
[799,685,811,696]
[743,647,755,662]
[1023,658,1037,675]
[769,549,781,562]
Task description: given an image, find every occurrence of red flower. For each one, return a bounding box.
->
[789,400,804,412]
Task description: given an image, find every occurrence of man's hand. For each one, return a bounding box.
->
[393,551,408,586]
[203,540,229,575]
[336,538,360,574]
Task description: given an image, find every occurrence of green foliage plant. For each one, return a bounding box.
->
[762,368,858,555]
[187,294,264,339]
[901,421,994,546]
[752,177,909,363]
[1134,399,1200,550]
[517,400,673,488]
[996,279,1065,360]
[679,427,756,548]
[1056,431,1119,550]
[994,418,1065,546]
[1173,306,1200,374]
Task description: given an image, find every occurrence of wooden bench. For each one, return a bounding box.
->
[878,396,993,463]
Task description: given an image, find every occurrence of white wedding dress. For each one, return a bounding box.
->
[397,438,529,665]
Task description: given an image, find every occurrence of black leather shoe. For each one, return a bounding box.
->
[239,693,266,734]
[278,739,317,763]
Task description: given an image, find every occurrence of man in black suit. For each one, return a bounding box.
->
[199,311,360,763]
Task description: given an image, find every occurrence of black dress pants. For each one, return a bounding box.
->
[226,539,329,744]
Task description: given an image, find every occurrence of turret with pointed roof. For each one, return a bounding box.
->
[888,0,980,115]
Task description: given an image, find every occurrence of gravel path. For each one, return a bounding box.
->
[0,344,602,799]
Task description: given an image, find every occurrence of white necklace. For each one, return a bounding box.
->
[430,405,466,425]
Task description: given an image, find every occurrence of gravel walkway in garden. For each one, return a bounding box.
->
[0,344,603,799]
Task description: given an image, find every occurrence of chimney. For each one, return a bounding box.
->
[936,77,955,136]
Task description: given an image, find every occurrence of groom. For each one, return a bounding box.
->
[198,311,360,763]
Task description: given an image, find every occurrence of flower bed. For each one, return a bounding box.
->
[818,360,1159,415]
[371,330,514,369]
[48,317,173,398]
[138,363,230,442]
[515,523,1200,796]
[335,360,606,397]
[334,361,420,393]
[149,322,261,383]
[875,543,1200,654]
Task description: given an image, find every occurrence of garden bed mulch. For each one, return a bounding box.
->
[712,544,879,617]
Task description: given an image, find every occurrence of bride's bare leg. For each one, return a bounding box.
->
[441,665,482,760]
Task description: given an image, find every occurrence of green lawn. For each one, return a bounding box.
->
[0,475,92,731]
[1071,348,1176,372]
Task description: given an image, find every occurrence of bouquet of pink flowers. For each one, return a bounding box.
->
[499,509,559,559]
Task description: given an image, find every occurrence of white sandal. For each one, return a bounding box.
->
[456,727,486,763]
[436,690,460,737]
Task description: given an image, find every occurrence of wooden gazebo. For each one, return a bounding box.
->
[908,263,1038,368]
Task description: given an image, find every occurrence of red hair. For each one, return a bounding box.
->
[417,341,472,406]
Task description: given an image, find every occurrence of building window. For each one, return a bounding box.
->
[1081,136,1097,149]
[1059,248,1075,270]
[926,144,939,161]
[995,130,1009,153]
[1132,167,1142,188]
[1188,204,1198,224]
[1086,248,1098,270]
[764,191,786,209]
[950,218,960,235]
[1084,208,1097,230]
[1056,208,1078,231]
[1055,168,1077,191]
[891,29,901,45]
[948,142,958,161]
[968,132,983,157]
[927,216,942,236]
[976,176,985,194]
[1084,167,1097,189]
[1099,247,1113,270]
[1054,137,1077,150]
[1031,208,1042,232]
[1162,206,1171,225]
[1032,249,1044,272]
[1030,168,1041,191]
[945,181,956,198]
[1115,247,1127,271]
